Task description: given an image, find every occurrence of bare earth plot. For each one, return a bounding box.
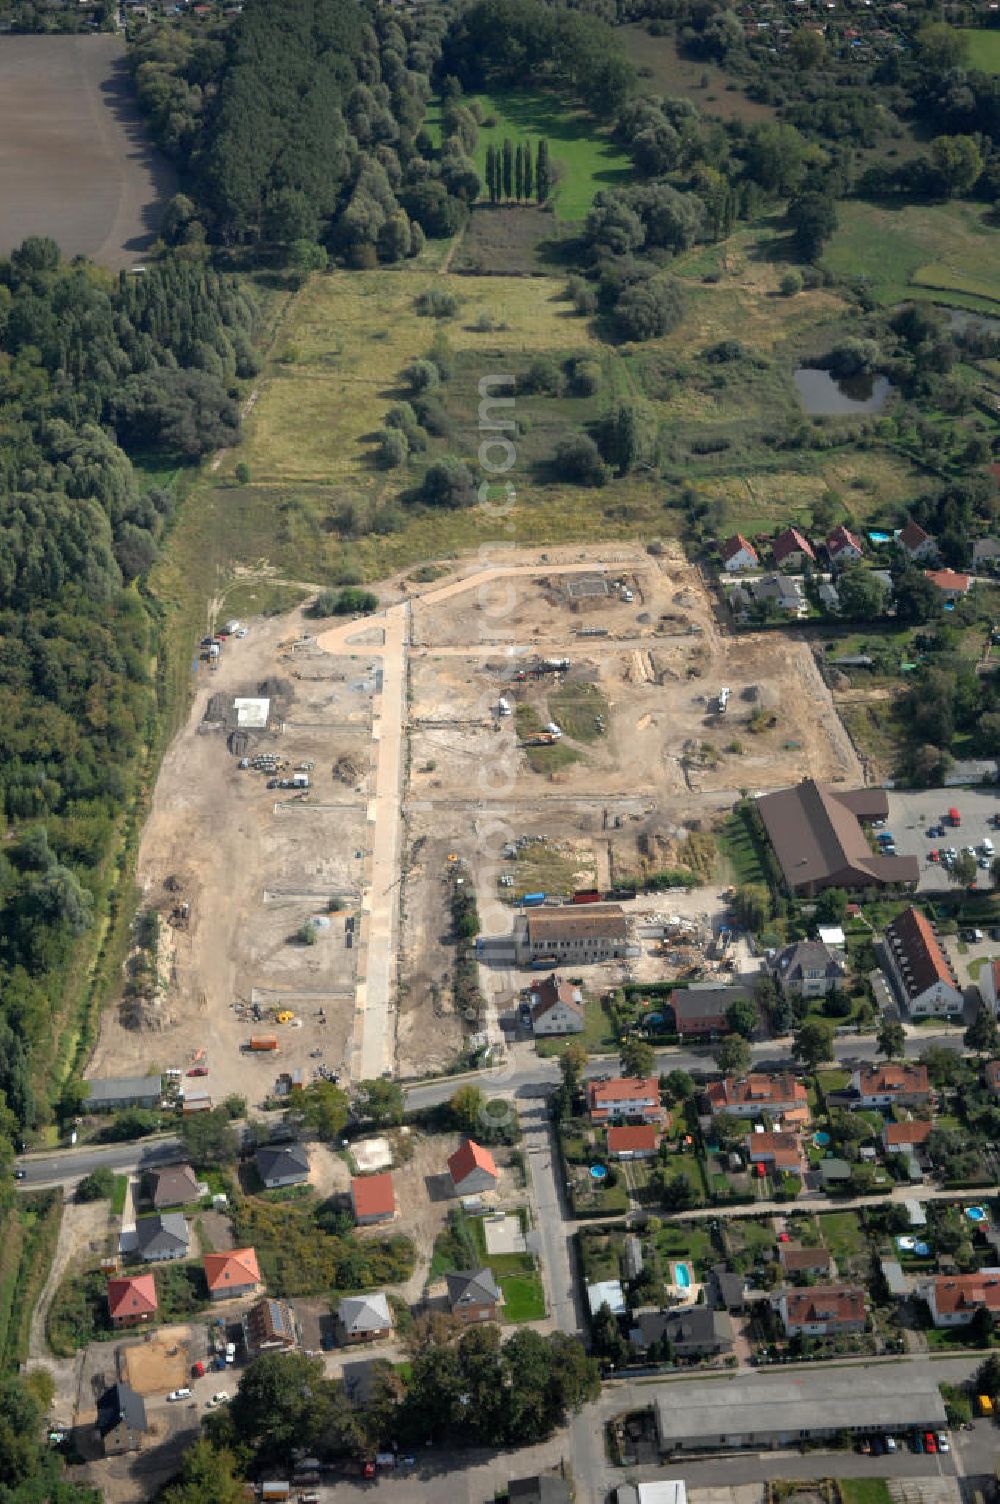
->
[0,36,174,268]
[106,546,859,1091]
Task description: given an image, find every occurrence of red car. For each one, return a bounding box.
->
[928,850,939,862]
[925,1432,937,1454]
[186,1065,208,1078]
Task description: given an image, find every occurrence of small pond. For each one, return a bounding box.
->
[794,367,893,415]
[945,309,1000,337]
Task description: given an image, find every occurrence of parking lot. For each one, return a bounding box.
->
[887,787,1000,893]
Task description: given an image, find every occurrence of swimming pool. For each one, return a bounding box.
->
[813,1131,831,1148]
[967,1205,987,1223]
[673,1262,692,1290]
[868,531,892,544]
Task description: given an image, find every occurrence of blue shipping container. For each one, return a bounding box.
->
[522,893,546,907]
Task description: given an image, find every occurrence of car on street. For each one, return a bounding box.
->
[13,1169,25,1179]
[168,1388,192,1402]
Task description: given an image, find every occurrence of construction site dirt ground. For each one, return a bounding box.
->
[91,542,860,1092]
[88,610,376,1103]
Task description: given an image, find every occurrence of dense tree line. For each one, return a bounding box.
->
[484,139,549,204]
[0,239,256,1142]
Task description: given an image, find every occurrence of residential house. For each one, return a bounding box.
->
[588,1077,662,1124]
[819,1158,852,1189]
[244,1296,299,1355]
[774,1285,866,1337]
[446,1268,502,1324]
[702,1073,808,1125]
[826,525,864,567]
[146,1163,200,1210]
[986,1059,1000,1098]
[508,905,630,966]
[135,1213,189,1263]
[883,907,962,1017]
[924,568,972,599]
[772,940,849,1000]
[972,538,1000,570]
[448,1139,499,1197]
[772,527,816,570]
[738,573,808,617]
[978,960,1000,1014]
[670,984,754,1039]
[96,1382,147,1455]
[778,1244,833,1278]
[849,1063,931,1111]
[918,1272,1000,1327]
[351,1171,396,1225]
[338,1292,393,1344]
[710,1264,748,1313]
[629,1305,735,1358]
[84,1075,161,1113]
[607,1124,661,1160]
[881,1258,911,1300]
[756,780,918,897]
[529,974,585,1035]
[719,534,759,572]
[882,1120,932,1154]
[204,1248,262,1302]
[255,1142,310,1188]
[746,1131,800,1171]
[107,1274,158,1329]
[897,519,936,562]
[508,1476,572,1504]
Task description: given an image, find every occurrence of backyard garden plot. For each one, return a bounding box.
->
[960,29,1000,72]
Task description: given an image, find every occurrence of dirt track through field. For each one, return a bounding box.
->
[0,36,174,268]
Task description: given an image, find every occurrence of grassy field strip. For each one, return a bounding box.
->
[823,200,1000,312]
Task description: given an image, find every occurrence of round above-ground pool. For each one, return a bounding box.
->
[967,1205,987,1223]
[673,1262,692,1290]
[813,1131,831,1147]
[589,1164,607,1181]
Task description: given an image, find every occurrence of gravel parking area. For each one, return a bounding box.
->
[887,788,1000,893]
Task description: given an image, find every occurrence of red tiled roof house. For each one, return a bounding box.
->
[882,907,962,1018]
[774,1285,867,1336]
[203,1248,261,1302]
[919,1272,1000,1327]
[607,1124,661,1160]
[107,1274,158,1329]
[448,1140,499,1197]
[351,1172,396,1226]
[719,534,759,572]
[772,527,816,570]
[588,1077,662,1124]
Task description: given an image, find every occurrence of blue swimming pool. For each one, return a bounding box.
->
[868,531,892,544]
[813,1131,831,1147]
[590,1165,607,1181]
[967,1205,987,1223]
[674,1262,692,1289]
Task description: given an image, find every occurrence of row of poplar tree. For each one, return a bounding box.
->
[484,138,551,205]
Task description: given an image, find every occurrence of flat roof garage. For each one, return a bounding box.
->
[654,1367,946,1454]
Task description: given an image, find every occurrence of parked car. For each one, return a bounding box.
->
[937,1432,950,1453]
[924,1432,937,1454]
[13,1169,25,1180]
[912,1433,923,1453]
[186,1066,208,1077]
[208,1392,229,1407]
[929,850,940,862]
[885,1436,897,1453]
[167,1388,192,1402]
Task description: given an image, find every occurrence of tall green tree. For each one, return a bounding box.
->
[876,1018,906,1060]
[620,1035,656,1079]
[523,143,533,200]
[965,1005,1000,1056]
[792,1020,835,1070]
[502,138,514,199]
[613,402,640,476]
[514,142,524,201]
[536,139,550,202]
[714,1033,752,1078]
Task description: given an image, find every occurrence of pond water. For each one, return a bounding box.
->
[945,309,1000,337]
[793,367,893,415]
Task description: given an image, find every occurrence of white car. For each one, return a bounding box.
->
[937,1432,950,1453]
[885,1436,897,1453]
[208,1392,230,1407]
[167,1388,192,1402]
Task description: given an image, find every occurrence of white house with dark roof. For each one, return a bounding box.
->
[772,939,849,999]
[528,974,584,1035]
[897,519,936,561]
[719,533,759,572]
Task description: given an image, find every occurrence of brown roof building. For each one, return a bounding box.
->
[772,527,817,567]
[775,1285,866,1335]
[756,780,918,896]
[921,1272,1000,1326]
[883,1120,933,1151]
[350,1172,396,1225]
[704,1073,808,1119]
[146,1164,200,1210]
[588,1077,662,1124]
[607,1124,661,1158]
[514,905,629,965]
[746,1131,800,1170]
[779,1244,833,1275]
[851,1062,930,1108]
[883,907,962,1017]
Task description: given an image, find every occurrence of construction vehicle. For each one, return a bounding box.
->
[522,732,557,747]
[275,1010,295,1025]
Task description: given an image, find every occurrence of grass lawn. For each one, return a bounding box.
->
[534,995,616,1057]
[717,809,767,887]
[499,1271,546,1322]
[823,200,1000,313]
[468,89,632,220]
[654,1222,715,1273]
[111,1174,128,1216]
[547,682,609,743]
[839,1482,892,1504]
[961,29,1000,72]
[815,1068,851,1095]
[817,1210,867,1264]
